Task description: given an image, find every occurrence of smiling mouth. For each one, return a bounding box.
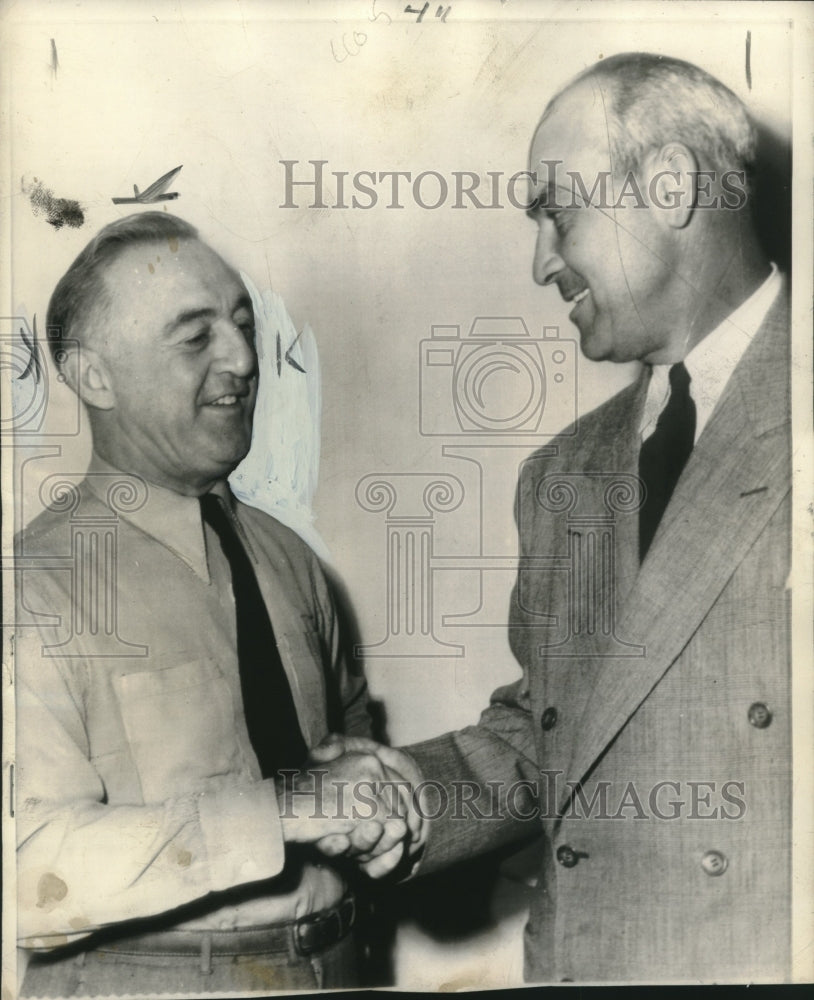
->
[204,389,252,410]
[568,288,591,319]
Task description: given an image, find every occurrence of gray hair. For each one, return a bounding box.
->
[549,52,757,182]
[46,211,199,363]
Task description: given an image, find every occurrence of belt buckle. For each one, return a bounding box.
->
[294,897,353,957]
[342,895,355,929]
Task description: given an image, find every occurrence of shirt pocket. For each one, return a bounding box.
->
[112,659,243,803]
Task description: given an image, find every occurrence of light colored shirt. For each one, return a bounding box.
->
[15,455,370,948]
[639,264,782,441]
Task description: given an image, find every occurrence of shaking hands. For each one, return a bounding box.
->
[277,736,427,878]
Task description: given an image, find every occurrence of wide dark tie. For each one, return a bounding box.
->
[200,493,307,777]
[638,362,696,561]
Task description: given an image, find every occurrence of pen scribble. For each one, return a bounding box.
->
[17,316,42,384]
[23,177,85,230]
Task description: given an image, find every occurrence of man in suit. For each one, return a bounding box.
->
[318,53,791,982]
[14,212,415,997]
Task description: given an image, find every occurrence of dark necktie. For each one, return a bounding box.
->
[200,493,307,776]
[638,362,696,561]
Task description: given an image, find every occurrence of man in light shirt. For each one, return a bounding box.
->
[322,52,792,982]
[14,212,417,996]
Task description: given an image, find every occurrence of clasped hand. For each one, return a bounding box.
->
[277,736,426,878]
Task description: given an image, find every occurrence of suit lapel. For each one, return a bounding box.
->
[569,373,647,641]
[561,295,790,806]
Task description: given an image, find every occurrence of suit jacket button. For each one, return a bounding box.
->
[747,702,772,728]
[541,707,558,731]
[556,845,578,868]
[700,850,728,876]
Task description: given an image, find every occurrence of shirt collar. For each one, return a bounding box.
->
[85,453,233,583]
[639,263,782,441]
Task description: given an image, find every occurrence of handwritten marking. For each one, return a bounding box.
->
[50,39,59,77]
[745,30,752,90]
[739,486,767,497]
[331,0,391,62]
[331,31,368,62]
[275,330,307,375]
[405,2,429,20]
[112,165,183,205]
[404,2,451,21]
[285,326,307,373]
[369,0,391,23]
[17,317,43,383]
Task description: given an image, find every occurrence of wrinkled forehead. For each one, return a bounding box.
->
[528,80,616,183]
[99,238,246,313]
[104,237,238,286]
[94,237,249,347]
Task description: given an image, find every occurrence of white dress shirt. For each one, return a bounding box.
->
[639,264,782,441]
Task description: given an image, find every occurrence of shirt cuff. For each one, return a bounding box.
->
[197,780,285,892]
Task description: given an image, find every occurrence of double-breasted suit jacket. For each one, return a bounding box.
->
[408,290,791,983]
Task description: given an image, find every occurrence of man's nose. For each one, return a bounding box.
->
[533,221,565,286]
[213,320,257,378]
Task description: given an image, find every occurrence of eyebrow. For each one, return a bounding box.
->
[163,293,253,336]
[526,181,589,221]
[525,180,561,219]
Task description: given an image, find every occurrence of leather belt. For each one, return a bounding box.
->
[91,895,355,965]
[293,895,356,957]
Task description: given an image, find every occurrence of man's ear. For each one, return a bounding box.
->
[61,343,116,411]
[646,142,698,230]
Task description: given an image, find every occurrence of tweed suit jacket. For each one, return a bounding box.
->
[408,290,791,983]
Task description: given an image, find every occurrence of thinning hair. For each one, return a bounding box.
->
[46,212,199,363]
[546,52,757,182]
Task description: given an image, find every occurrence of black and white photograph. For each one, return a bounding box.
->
[2,0,812,995]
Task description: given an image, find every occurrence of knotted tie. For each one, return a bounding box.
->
[638,362,696,561]
[200,493,307,776]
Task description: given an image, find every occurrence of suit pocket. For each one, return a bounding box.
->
[112,659,242,803]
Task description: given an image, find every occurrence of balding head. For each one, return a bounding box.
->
[527,53,769,364]
[46,211,200,366]
[541,52,756,188]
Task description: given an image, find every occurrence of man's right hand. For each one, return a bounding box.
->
[277,743,422,877]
